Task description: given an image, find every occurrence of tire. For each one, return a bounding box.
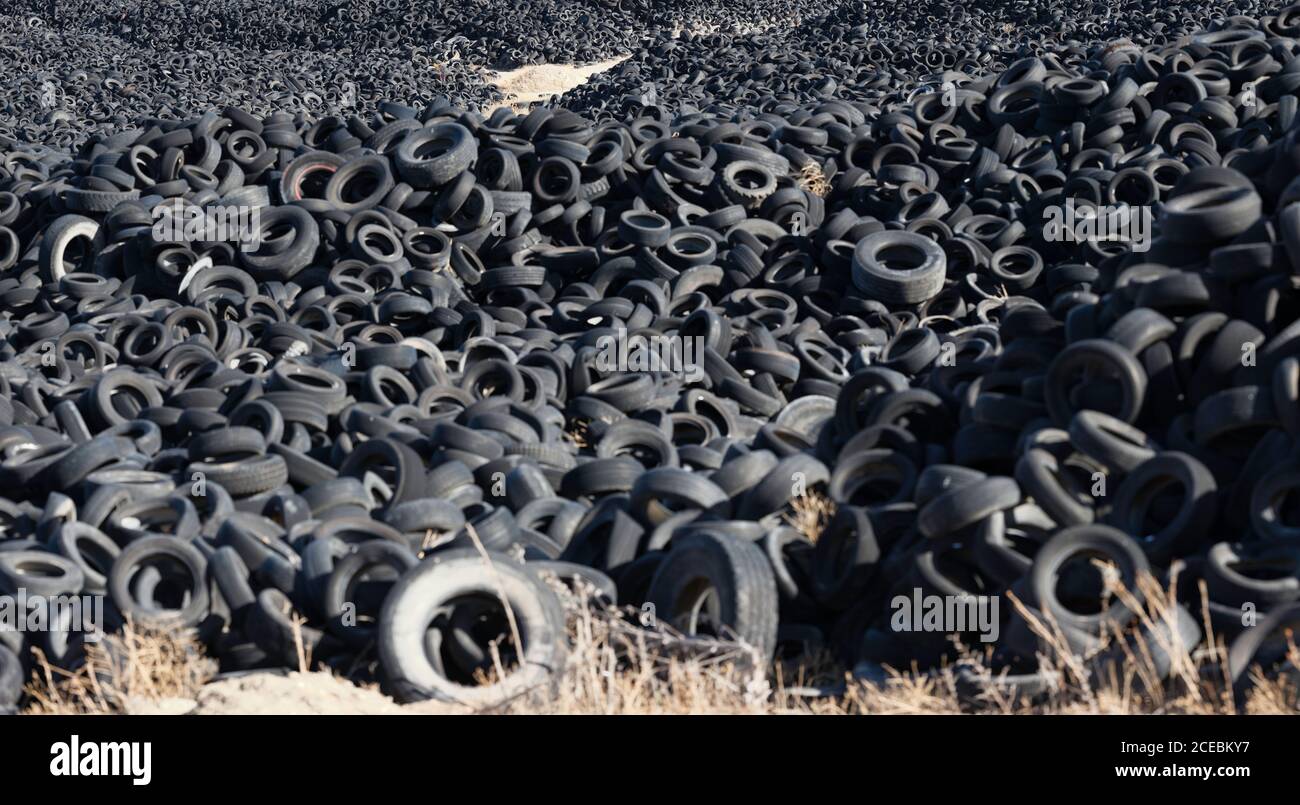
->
[628,468,730,525]
[188,454,288,498]
[647,531,779,661]
[917,476,1021,539]
[378,548,566,706]
[1014,448,1095,527]
[238,205,319,280]
[0,550,85,597]
[1068,411,1158,474]
[52,522,120,594]
[1228,602,1300,705]
[737,454,829,520]
[1029,523,1150,636]
[528,560,617,604]
[40,214,100,282]
[395,123,476,188]
[1109,451,1216,562]
[43,436,137,492]
[108,536,210,629]
[1045,339,1148,426]
[1204,541,1300,608]
[811,506,880,609]
[268,443,338,487]
[245,588,335,668]
[339,438,430,508]
[851,231,946,305]
[209,546,256,622]
[324,540,418,647]
[187,426,266,462]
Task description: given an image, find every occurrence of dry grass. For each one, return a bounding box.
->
[797,162,831,198]
[24,622,215,715]
[564,419,592,449]
[496,576,794,714]
[783,490,836,544]
[19,569,1300,715]
[501,568,1300,715]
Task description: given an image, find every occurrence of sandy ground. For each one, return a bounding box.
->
[489,57,627,112]
[126,672,469,715]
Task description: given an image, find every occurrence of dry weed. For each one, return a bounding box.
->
[501,570,1300,715]
[564,418,592,449]
[797,161,831,197]
[17,571,1300,715]
[24,622,214,715]
[783,490,836,544]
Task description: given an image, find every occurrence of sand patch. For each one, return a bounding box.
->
[187,671,467,715]
[490,57,627,113]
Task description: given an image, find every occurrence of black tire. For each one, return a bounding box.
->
[52,522,120,594]
[209,546,256,623]
[395,124,476,188]
[1045,339,1148,426]
[628,468,730,525]
[1069,411,1158,474]
[108,536,210,629]
[1204,541,1300,608]
[917,476,1021,539]
[737,454,829,520]
[0,550,85,597]
[811,507,880,610]
[647,531,779,661]
[528,560,617,605]
[1109,451,1217,562]
[188,454,288,498]
[324,540,418,647]
[378,548,566,706]
[1029,523,1149,636]
[851,231,946,305]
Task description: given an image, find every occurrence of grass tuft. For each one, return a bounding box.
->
[24,622,214,715]
[783,490,836,544]
[797,161,831,198]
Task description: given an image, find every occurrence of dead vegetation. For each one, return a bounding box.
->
[484,569,1299,715]
[797,161,831,197]
[563,418,592,449]
[488,57,628,113]
[20,568,1300,715]
[783,490,836,544]
[23,622,214,715]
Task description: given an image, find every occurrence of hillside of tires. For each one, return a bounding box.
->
[2,0,1300,713]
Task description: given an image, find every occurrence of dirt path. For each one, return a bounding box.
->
[489,57,627,113]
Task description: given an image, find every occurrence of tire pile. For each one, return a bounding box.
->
[0,0,840,149]
[565,0,1286,115]
[0,13,502,150]
[16,0,835,67]
[3,0,1300,712]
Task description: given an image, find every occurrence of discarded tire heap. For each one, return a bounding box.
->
[0,0,839,151]
[565,0,1292,115]
[5,1,1300,712]
[0,14,502,150]
[19,0,834,68]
